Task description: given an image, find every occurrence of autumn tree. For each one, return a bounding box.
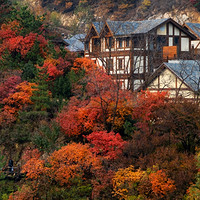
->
[20,143,100,199]
[112,165,145,199]
[86,131,126,160]
[132,90,168,131]
[57,60,136,138]
[0,75,21,103]
[150,100,200,154]
[112,165,176,199]
[186,151,200,199]
[0,81,37,126]
[149,170,176,198]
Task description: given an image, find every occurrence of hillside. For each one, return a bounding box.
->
[16,0,200,34]
[1,1,200,199]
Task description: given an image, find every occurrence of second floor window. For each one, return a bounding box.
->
[117,38,123,48]
[117,58,124,70]
[105,37,114,49]
[156,36,167,51]
[126,38,130,47]
[92,38,100,52]
[134,36,145,48]
[94,38,100,46]
[174,36,179,46]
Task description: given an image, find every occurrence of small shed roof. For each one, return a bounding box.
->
[64,34,86,52]
[69,34,86,41]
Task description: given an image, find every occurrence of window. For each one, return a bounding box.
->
[174,36,179,46]
[105,37,114,49]
[92,38,100,52]
[106,58,113,71]
[93,38,100,46]
[117,38,123,48]
[85,41,89,50]
[134,36,144,48]
[126,38,130,47]
[134,39,139,48]
[117,58,124,70]
[156,36,167,51]
[181,37,189,51]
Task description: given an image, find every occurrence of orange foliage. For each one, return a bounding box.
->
[3,81,37,112]
[73,57,97,73]
[149,170,176,198]
[48,142,100,185]
[56,97,89,136]
[0,81,37,125]
[8,185,35,200]
[6,33,36,56]
[106,90,134,129]
[112,166,176,199]
[22,143,100,187]
[38,57,70,80]
[57,68,134,136]
[133,90,168,121]
[22,158,45,180]
[112,165,145,199]
[21,148,41,165]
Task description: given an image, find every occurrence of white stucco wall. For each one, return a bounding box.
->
[148,68,195,98]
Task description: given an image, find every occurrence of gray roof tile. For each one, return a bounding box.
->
[105,18,169,36]
[64,34,86,52]
[93,22,104,34]
[185,22,200,38]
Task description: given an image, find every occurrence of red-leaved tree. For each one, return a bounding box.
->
[86,131,126,159]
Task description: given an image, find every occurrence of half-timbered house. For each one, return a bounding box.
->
[138,60,200,99]
[85,18,196,90]
[183,22,200,55]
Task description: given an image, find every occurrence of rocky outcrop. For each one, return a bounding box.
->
[148,8,200,24]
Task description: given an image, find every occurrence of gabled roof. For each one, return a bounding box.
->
[106,18,169,36]
[92,22,104,34]
[106,21,140,36]
[164,60,200,92]
[87,18,196,39]
[134,18,169,34]
[184,22,200,39]
[140,60,200,92]
[98,18,196,38]
[85,22,104,40]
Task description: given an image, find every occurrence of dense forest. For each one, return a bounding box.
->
[1,0,200,199]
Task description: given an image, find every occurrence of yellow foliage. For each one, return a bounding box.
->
[112,166,145,199]
[142,0,151,7]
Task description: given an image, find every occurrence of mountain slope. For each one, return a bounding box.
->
[15,0,200,33]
